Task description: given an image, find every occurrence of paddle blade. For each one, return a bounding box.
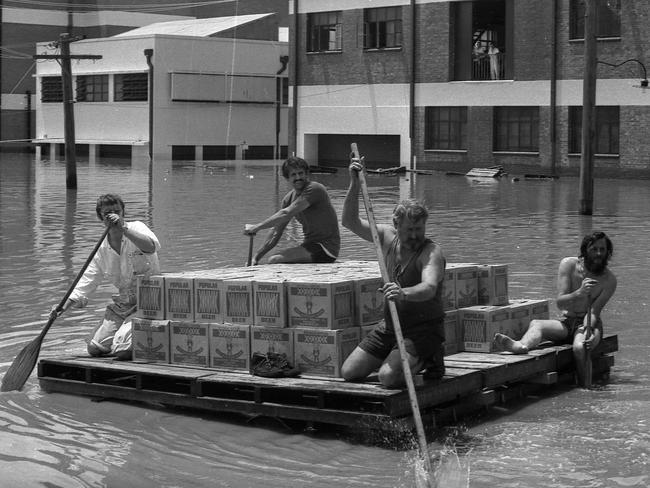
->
[1,335,44,392]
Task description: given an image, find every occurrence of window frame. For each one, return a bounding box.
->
[424,106,468,150]
[75,74,109,102]
[568,106,620,155]
[114,73,148,102]
[363,6,403,50]
[41,76,63,103]
[307,11,342,53]
[569,0,621,40]
[493,106,540,152]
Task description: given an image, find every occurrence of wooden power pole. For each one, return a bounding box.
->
[34,33,101,189]
[579,0,598,215]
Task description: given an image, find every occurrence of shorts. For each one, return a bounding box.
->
[559,316,603,344]
[358,319,445,365]
[302,242,337,263]
[88,296,136,355]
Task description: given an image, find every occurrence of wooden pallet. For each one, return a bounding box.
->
[37,335,618,434]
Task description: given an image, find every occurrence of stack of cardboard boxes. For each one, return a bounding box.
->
[132,260,551,379]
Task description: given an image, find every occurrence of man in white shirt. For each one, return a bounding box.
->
[56,194,161,359]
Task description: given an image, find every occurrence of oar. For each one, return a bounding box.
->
[583,297,593,388]
[1,226,110,392]
[351,143,433,479]
[247,234,254,266]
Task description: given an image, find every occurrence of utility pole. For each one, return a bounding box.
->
[579,0,598,215]
[34,33,101,189]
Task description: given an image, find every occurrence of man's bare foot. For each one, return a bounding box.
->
[493,333,529,354]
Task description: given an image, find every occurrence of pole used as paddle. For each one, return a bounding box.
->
[247,234,254,267]
[350,143,433,477]
[1,225,110,392]
[583,297,593,388]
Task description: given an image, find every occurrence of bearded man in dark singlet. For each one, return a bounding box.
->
[340,159,446,389]
[494,231,617,387]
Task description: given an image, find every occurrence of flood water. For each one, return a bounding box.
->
[1,153,648,488]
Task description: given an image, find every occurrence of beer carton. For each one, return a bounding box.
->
[460,305,511,353]
[287,279,354,329]
[132,318,170,363]
[442,268,456,310]
[170,321,210,367]
[209,323,251,371]
[450,264,479,309]
[443,310,461,355]
[253,278,287,327]
[250,326,293,359]
[194,276,222,323]
[293,327,360,378]
[478,264,509,306]
[222,279,254,325]
[164,273,194,321]
[136,275,165,319]
[507,301,531,340]
[528,298,551,321]
[354,277,384,326]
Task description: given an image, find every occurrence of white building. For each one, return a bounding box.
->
[34,15,289,161]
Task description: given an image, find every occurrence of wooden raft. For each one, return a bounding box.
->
[37,335,618,434]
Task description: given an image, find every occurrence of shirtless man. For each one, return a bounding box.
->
[494,231,617,387]
[244,157,340,264]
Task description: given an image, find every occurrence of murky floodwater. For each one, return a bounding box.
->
[1,154,648,488]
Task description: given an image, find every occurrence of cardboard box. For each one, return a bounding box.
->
[293,327,360,378]
[222,279,254,325]
[507,301,531,340]
[354,277,384,326]
[528,299,551,321]
[209,323,251,371]
[478,264,509,306]
[287,279,354,329]
[170,321,210,367]
[164,274,194,321]
[451,264,479,309]
[194,277,222,323]
[460,305,511,353]
[250,326,293,359]
[442,268,456,311]
[132,318,170,363]
[443,310,461,356]
[136,275,165,319]
[253,278,286,327]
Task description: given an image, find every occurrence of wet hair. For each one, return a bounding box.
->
[281,156,310,178]
[392,199,429,227]
[95,194,125,220]
[579,231,613,259]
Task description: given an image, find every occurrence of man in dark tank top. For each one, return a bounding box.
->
[340,159,446,389]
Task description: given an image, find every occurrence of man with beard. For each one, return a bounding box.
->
[339,159,446,388]
[244,156,340,264]
[494,231,617,387]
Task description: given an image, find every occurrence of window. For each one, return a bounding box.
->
[114,73,148,101]
[568,106,619,155]
[364,7,402,49]
[570,0,621,40]
[281,78,289,105]
[494,107,539,152]
[425,107,467,150]
[76,75,108,102]
[41,76,63,102]
[307,11,342,52]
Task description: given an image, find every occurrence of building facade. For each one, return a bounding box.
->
[34,29,289,160]
[289,0,650,176]
[0,0,289,154]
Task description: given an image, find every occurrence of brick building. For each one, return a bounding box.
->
[289,0,650,176]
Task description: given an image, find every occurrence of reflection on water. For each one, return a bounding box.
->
[1,154,649,487]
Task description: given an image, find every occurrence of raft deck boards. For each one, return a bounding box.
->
[37,335,618,433]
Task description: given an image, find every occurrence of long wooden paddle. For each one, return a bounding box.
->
[247,234,254,267]
[1,225,110,392]
[351,143,433,479]
[583,297,593,388]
